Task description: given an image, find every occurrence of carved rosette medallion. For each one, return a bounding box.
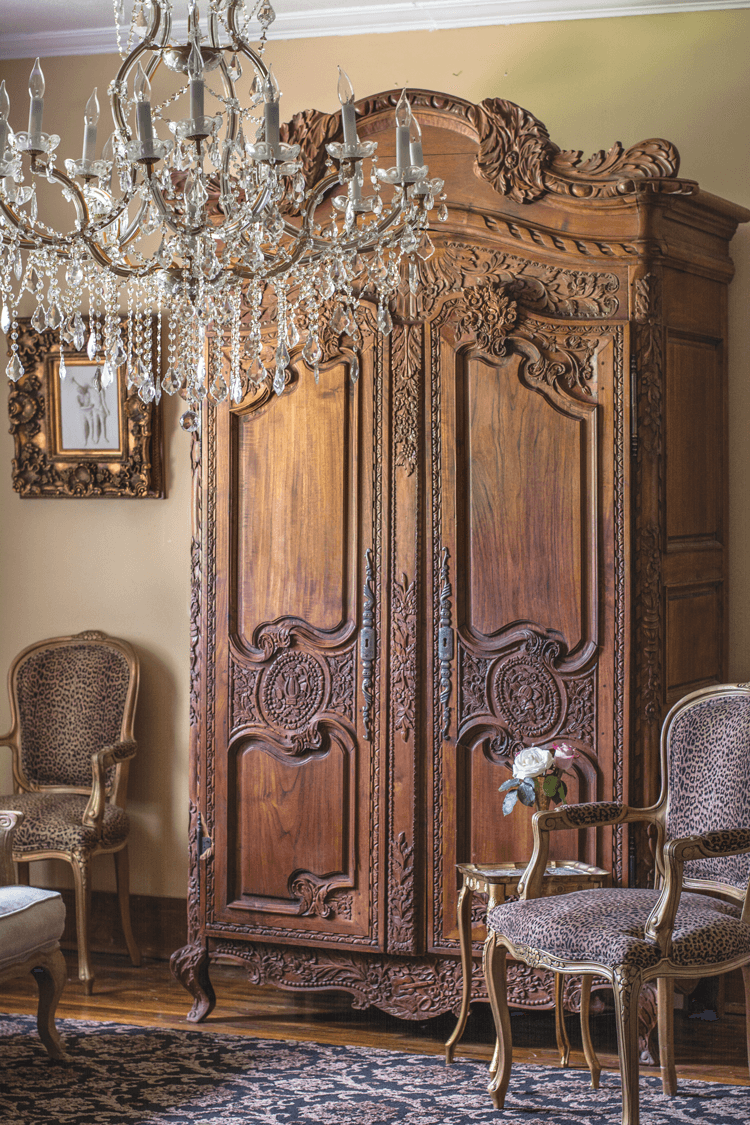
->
[259,651,326,732]
[493,655,562,738]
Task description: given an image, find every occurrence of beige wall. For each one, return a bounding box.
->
[1,10,749,900]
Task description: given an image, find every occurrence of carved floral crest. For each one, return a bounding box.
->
[449,285,518,356]
[468,96,681,202]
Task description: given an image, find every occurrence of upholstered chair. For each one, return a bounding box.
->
[0,811,67,1059]
[0,631,142,993]
[483,682,750,1125]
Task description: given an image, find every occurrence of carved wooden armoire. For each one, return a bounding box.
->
[172,91,748,1024]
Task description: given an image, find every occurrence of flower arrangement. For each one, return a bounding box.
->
[499,743,577,815]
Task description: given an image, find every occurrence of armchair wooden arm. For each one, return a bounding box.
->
[644,827,750,955]
[518,801,660,899]
[0,810,22,886]
[82,740,137,831]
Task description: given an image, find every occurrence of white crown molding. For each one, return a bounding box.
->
[1,1,748,59]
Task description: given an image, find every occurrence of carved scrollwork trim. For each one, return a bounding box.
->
[187,800,201,943]
[361,548,376,741]
[391,573,418,740]
[388,832,416,953]
[468,97,681,203]
[438,547,454,740]
[635,524,662,725]
[327,647,356,723]
[417,242,620,323]
[459,647,490,721]
[392,324,421,475]
[208,939,616,1022]
[288,871,352,919]
[230,659,260,728]
[189,434,202,730]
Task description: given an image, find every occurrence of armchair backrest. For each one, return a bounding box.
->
[661,683,750,898]
[8,631,138,793]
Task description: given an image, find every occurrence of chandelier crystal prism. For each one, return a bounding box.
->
[0,0,445,431]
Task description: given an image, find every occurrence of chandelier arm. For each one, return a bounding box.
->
[0,200,40,250]
[77,180,141,241]
[81,237,159,280]
[278,172,407,259]
[114,197,152,249]
[3,157,94,256]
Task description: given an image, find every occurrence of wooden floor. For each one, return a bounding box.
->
[2,953,749,1087]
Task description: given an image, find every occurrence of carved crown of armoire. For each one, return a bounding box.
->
[171,91,749,1024]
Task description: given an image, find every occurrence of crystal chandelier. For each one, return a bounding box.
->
[0,0,445,431]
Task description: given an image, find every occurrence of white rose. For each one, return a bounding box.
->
[512,746,553,780]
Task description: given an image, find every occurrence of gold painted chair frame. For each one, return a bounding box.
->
[0,631,142,993]
[483,682,750,1125]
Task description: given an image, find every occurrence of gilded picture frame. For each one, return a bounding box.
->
[7,318,164,498]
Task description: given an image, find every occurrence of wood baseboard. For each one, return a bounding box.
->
[57,889,187,962]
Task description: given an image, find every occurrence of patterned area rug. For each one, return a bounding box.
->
[0,1014,748,1124]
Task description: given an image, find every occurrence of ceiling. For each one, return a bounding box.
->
[0,0,747,58]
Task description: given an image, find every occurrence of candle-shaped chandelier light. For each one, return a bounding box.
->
[0,0,445,431]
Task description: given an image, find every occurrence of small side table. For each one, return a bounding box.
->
[445,860,610,1065]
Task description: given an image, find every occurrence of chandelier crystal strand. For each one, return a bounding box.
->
[1,1,444,433]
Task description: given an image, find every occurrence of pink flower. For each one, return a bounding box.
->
[552,742,577,771]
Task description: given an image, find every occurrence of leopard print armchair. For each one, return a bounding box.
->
[0,630,142,993]
[483,683,750,1125]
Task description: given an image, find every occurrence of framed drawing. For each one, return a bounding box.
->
[7,318,164,498]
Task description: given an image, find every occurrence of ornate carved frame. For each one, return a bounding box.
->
[7,317,164,498]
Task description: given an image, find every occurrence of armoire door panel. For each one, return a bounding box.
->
[229,736,351,906]
[205,348,382,948]
[459,352,593,650]
[430,321,624,953]
[234,361,354,641]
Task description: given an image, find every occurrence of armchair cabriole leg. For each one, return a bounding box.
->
[445,880,472,1065]
[580,974,601,1089]
[657,977,676,1095]
[612,969,642,1125]
[114,846,141,968]
[741,965,750,1076]
[484,933,512,1110]
[70,853,94,993]
[554,971,571,1066]
[32,948,68,1061]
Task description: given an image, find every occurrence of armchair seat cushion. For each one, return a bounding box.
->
[0,793,130,857]
[487,887,750,971]
[0,886,66,971]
